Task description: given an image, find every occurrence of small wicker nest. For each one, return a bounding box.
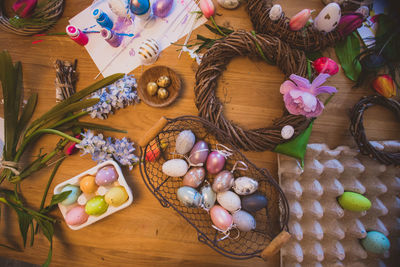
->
[0,0,64,36]
[194,30,311,151]
[247,0,344,52]
[349,95,400,165]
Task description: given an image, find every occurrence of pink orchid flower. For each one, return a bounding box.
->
[280,73,337,118]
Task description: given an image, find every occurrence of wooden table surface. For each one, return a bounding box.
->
[0,0,399,266]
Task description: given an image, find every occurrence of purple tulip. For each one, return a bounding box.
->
[12,0,38,18]
[336,13,364,37]
[152,0,174,18]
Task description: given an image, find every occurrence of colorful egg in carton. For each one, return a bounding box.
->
[278,142,400,267]
[54,160,133,230]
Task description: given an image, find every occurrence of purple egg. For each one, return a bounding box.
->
[206,151,226,174]
[152,0,174,18]
[212,170,234,192]
[95,165,119,186]
[189,140,209,165]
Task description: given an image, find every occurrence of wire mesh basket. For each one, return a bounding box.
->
[139,116,290,260]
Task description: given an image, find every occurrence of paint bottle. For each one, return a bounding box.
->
[93,8,114,29]
[101,28,122,47]
[66,25,89,46]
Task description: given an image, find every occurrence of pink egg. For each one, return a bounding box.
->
[210,205,233,232]
[206,151,226,174]
[95,165,118,186]
[65,205,89,226]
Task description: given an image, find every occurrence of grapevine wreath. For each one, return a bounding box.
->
[349,95,400,166]
[194,30,313,151]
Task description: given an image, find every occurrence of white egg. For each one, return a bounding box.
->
[269,4,282,21]
[138,38,160,65]
[217,0,240,10]
[356,6,369,19]
[217,191,241,212]
[314,3,341,33]
[162,159,189,177]
[233,177,258,195]
[108,0,130,18]
[175,130,195,155]
[233,210,256,232]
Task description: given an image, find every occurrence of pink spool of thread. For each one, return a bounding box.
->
[101,28,122,47]
[66,25,88,46]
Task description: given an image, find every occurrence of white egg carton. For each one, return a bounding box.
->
[278,142,400,267]
[54,160,133,230]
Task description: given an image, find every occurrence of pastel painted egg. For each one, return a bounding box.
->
[175,130,196,155]
[242,193,268,212]
[177,186,202,208]
[189,140,209,165]
[314,3,341,33]
[85,196,109,216]
[217,191,241,212]
[210,205,233,232]
[138,38,160,65]
[269,4,282,21]
[95,165,118,186]
[162,159,189,177]
[361,231,390,254]
[61,185,81,205]
[80,175,98,194]
[233,210,256,232]
[201,184,216,210]
[65,205,89,226]
[206,151,226,174]
[182,167,206,188]
[152,0,174,18]
[232,177,258,195]
[338,192,371,212]
[212,170,234,193]
[105,186,129,207]
[289,9,312,31]
[217,0,240,10]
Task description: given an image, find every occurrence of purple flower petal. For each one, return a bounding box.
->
[280,80,297,94]
[289,90,317,111]
[304,100,324,118]
[314,86,337,95]
[310,73,330,93]
[289,74,311,90]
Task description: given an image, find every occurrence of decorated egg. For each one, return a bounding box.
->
[242,193,268,212]
[269,4,282,21]
[105,186,129,206]
[65,205,89,226]
[233,210,256,232]
[356,6,369,19]
[212,170,234,193]
[361,231,390,254]
[289,9,312,31]
[313,57,339,75]
[162,159,189,177]
[130,0,150,15]
[147,82,158,96]
[314,3,341,33]
[61,185,81,205]
[80,175,98,194]
[201,184,216,209]
[85,196,109,216]
[152,0,174,18]
[138,38,160,65]
[338,192,371,212]
[175,130,196,155]
[157,75,171,87]
[210,205,233,232]
[177,186,202,208]
[217,0,240,10]
[217,191,241,212]
[233,177,258,195]
[157,88,169,99]
[189,140,209,165]
[108,0,130,18]
[206,151,226,174]
[95,165,118,186]
[183,167,206,188]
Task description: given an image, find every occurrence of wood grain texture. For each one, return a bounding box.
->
[0,0,399,266]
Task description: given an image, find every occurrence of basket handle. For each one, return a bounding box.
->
[261,230,291,261]
[138,116,168,147]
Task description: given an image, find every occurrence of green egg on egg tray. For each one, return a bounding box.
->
[85,195,109,216]
[337,191,371,212]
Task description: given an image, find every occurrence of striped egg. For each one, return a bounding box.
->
[138,38,160,65]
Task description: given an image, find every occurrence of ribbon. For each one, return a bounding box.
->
[0,161,21,176]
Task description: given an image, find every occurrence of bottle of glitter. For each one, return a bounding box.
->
[101,28,122,47]
[93,8,114,29]
[66,25,89,46]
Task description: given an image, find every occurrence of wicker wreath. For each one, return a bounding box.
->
[0,0,64,36]
[349,95,400,165]
[194,30,312,151]
[246,0,345,52]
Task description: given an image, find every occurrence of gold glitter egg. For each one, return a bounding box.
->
[157,88,169,99]
[146,82,158,96]
[157,76,171,88]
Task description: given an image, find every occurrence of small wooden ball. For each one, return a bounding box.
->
[157,76,171,88]
[157,88,169,99]
[147,82,158,96]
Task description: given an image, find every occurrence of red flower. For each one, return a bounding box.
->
[12,0,38,18]
[336,13,364,36]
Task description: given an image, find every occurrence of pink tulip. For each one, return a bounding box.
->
[336,13,364,36]
[313,57,339,76]
[199,0,215,19]
[372,74,396,98]
[65,135,82,155]
[289,9,312,31]
[12,0,37,18]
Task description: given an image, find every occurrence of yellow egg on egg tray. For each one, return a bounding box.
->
[105,186,129,207]
[80,175,98,194]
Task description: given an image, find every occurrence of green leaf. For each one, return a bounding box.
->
[36,218,54,267]
[334,32,362,81]
[15,208,33,248]
[30,221,35,246]
[73,122,127,133]
[0,243,20,251]
[41,191,71,214]
[204,23,233,36]
[16,93,38,138]
[42,241,52,267]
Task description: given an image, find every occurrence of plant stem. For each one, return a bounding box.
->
[210,16,227,37]
[49,111,88,129]
[39,158,65,212]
